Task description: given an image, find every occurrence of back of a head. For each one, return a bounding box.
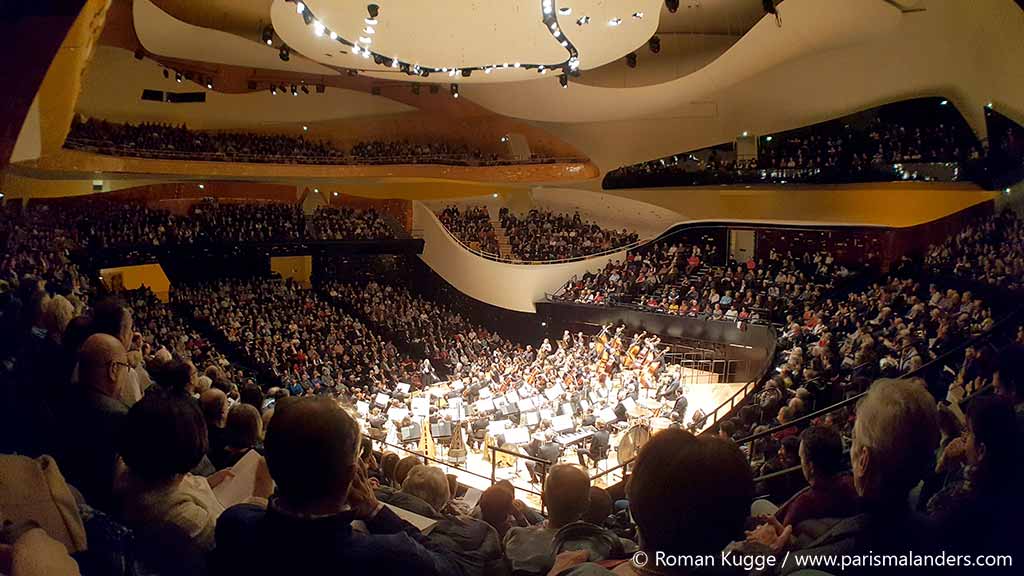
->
[853,378,939,500]
[394,455,422,487]
[78,333,127,397]
[995,345,1023,401]
[239,384,264,412]
[628,428,753,556]
[479,483,514,525]
[199,389,228,423]
[226,403,263,448]
[92,298,131,346]
[583,486,613,525]
[62,315,95,357]
[380,452,400,484]
[149,359,195,396]
[966,395,1018,487]
[120,391,208,484]
[264,397,359,509]
[800,425,845,479]
[543,464,591,528]
[401,465,451,512]
[42,295,75,340]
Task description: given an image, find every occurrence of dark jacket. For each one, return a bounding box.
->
[214,501,460,576]
[377,490,507,576]
[54,388,128,511]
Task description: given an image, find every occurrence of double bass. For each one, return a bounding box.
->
[624,331,646,369]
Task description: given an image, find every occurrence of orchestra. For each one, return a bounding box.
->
[346,323,695,481]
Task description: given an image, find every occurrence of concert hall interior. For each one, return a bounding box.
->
[2,1,1023,574]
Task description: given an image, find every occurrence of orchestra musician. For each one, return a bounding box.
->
[524,430,562,484]
[582,421,610,468]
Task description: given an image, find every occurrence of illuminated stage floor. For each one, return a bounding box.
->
[374,377,748,509]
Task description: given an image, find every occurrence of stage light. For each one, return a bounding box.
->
[163,68,169,79]
[198,184,205,189]
[626,53,637,68]
[206,78,214,89]
[666,0,680,13]
[940,99,948,105]
[559,7,572,15]
[301,84,309,94]
[560,40,568,46]
[291,84,298,96]
[271,85,277,95]
[362,50,371,59]
[633,11,644,19]
[449,69,457,77]
[364,27,375,35]
[365,18,378,25]
[741,131,749,137]
[314,188,319,193]
[359,36,372,45]
[559,74,568,88]
[514,62,521,68]
[313,20,325,36]
[333,191,339,196]
[367,4,379,18]
[302,9,314,25]
[175,71,182,82]
[1005,188,1011,194]
[391,58,400,68]
[484,67,492,74]
[576,16,590,25]
[541,322,547,327]
[262,26,274,45]
[649,36,661,54]
[374,54,384,65]
[330,31,338,41]
[303,125,308,131]
[280,45,290,61]
[765,135,773,142]
[450,84,459,98]
[608,18,622,26]
[543,0,553,15]
[296,2,305,14]
[986,102,993,108]
[352,45,361,55]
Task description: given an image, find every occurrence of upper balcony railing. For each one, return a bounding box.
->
[63,137,588,168]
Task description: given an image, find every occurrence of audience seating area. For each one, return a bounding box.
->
[64,117,572,167]
[605,98,987,188]
[2,192,1023,576]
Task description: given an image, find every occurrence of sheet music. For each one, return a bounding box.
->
[621,397,637,412]
[384,503,438,534]
[474,398,494,412]
[356,401,370,416]
[504,426,530,445]
[396,383,411,394]
[212,449,264,508]
[411,397,431,417]
[374,393,390,407]
[597,407,619,423]
[551,414,574,433]
[487,419,511,434]
[387,407,408,422]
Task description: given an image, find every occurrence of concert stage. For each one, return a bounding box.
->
[365,372,748,510]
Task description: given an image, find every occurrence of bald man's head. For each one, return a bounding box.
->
[543,464,591,528]
[264,397,360,512]
[78,334,129,398]
[199,388,229,427]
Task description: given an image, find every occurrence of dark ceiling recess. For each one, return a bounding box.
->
[141,89,206,103]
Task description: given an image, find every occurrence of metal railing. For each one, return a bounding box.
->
[63,138,588,168]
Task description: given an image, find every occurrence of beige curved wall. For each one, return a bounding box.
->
[414,201,627,313]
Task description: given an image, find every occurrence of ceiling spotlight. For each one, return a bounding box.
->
[666,0,680,13]
[301,84,309,94]
[461,68,471,77]
[765,135,773,142]
[608,17,622,26]
[540,67,548,74]
[559,74,568,88]
[270,85,277,95]
[314,188,319,193]
[163,68,169,79]
[262,25,274,45]
[367,3,380,18]
[359,36,372,44]
[626,52,637,68]
[206,78,214,89]
[985,102,993,108]
[198,184,205,189]
[500,135,509,143]
[175,71,182,82]
[291,84,298,96]
[484,67,492,74]
[391,58,400,68]
[940,99,948,105]
[303,125,308,131]
[649,35,661,54]
[543,0,553,15]
[514,62,521,68]
[560,40,568,46]
[568,57,580,70]
[296,1,305,14]
[741,131,749,137]
[559,7,572,15]
[352,45,361,55]
[313,20,325,36]
[633,11,644,19]
[362,50,371,59]
[421,69,430,77]
[333,191,339,196]
[365,18,378,25]
[279,45,290,61]
[364,26,375,35]
[448,68,457,77]
[450,83,459,98]
[576,16,590,25]
[330,31,338,41]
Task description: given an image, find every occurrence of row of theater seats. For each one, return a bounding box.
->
[2,200,1023,574]
[65,117,564,166]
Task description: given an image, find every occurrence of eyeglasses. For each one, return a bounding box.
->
[108,360,131,371]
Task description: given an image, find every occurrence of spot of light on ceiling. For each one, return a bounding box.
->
[940,99,948,105]
[633,11,644,19]
[198,184,204,189]
[492,193,499,198]
[741,131,749,137]
[314,188,319,193]
[608,17,622,26]
[333,191,339,196]
[559,7,572,16]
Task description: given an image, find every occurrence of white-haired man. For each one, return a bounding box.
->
[748,378,940,574]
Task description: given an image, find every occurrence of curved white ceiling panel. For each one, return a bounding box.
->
[134,0,337,76]
[272,0,662,84]
[463,0,901,120]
